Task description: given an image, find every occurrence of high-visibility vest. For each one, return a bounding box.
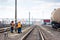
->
[17,22,21,28]
[11,23,14,27]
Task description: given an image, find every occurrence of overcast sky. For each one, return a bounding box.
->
[0,0,60,19]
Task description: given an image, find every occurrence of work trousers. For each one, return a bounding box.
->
[18,27,21,33]
[10,27,14,33]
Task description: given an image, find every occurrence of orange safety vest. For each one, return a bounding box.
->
[17,22,21,28]
[11,23,14,27]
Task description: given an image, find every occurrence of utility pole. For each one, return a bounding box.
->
[15,0,17,31]
[29,12,30,26]
[32,17,33,25]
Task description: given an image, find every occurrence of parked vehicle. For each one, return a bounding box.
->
[51,8,60,29]
[43,19,50,25]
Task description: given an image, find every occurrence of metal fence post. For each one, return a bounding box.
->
[4,29,8,40]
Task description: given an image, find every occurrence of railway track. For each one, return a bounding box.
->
[21,26,45,40]
[0,27,10,33]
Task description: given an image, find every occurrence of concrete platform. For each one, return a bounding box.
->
[7,27,31,40]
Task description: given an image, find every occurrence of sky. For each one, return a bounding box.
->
[0,0,60,19]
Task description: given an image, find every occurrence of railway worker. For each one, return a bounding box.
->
[17,21,22,33]
[10,21,15,33]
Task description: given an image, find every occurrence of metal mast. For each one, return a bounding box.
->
[29,12,30,26]
[15,0,17,31]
